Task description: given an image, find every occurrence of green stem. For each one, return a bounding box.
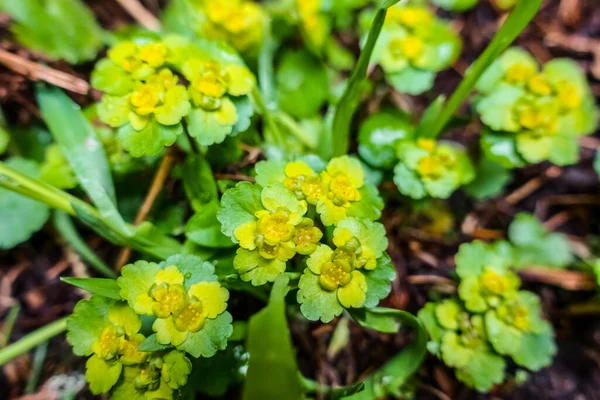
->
[0,161,75,214]
[0,318,67,367]
[252,86,284,146]
[273,112,314,149]
[428,0,543,138]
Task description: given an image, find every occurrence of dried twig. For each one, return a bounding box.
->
[519,266,596,291]
[115,148,178,269]
[0,49,89,94]
[115,0,161,32]
[505,166,562,205]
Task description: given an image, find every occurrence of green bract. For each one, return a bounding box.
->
[393,138,475,199]
[118,255,233,358]
[476,48,599,167]
[92,35,255,157]
[365,2,461,95]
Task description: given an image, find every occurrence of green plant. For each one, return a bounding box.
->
[419,240,557,392]
[431,0,479,11]
[362,0,462,95]
[476,48,598,167]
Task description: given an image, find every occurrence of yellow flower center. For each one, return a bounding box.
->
[327,174,361,207]
[518,106,546,130]
[256,210,295,244]
[119,335,148,365]
[151,284,188,318]
[393,7,433,27]
[293,221,322,254]
[320,261,353,291]
[527,74,552,96]
[505,64,535,84]
[138,43,168,68]
[558,83,582,110]
[173,301,205,333]
[417,156,442,179]
[480,270,509,295]
[511,304,531,331]
[130,85,160,115]
[400,36,424,61]
[417,138,436,152]
[94,326,121,359]
[193,72,227,99]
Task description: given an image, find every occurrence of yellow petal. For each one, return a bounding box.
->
[337,271,367,308]
[188,281,229,319]
[214,98,238,126]
[155,265,184,285]
[332,227,353,248]
[225,65,255,96]
[134,293,155,315]
[326,156,364,187]
[234,221,257,250]
[285,161,314,178]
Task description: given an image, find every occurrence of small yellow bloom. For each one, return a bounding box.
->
[172,301,205,333]
[417,156,442,179]
[234,221,257,250]
[293,218,323,255]
[256,210,296,244]
[118,333,148,365]
[283,161,326,204]
[527,74,552,96]
[92,326,121,360]
[155,265,185,286]
[505,64,535,84]
[138,42,168,68]
[511,304,531,330]
[392,7,433,28]
[319,260,353,291]
[518,106,545,130]
[558,83,582,110]
[417,138,437,152]
[400,36,424,61]
[150,284,188,318]
[130,85,160,116]
[480,269,510,295]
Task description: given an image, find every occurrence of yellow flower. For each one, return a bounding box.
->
[505,64,535,85]
[154,281,229,346]
[389,7,433,28]
[527,74,552,96]
[557,83,582,110]
[417,156,443,179]
[130,84,160,116]
[150,284,188,318]
[518,105,546,130]
[138,42,168,68]
[417,138,437,152]
[480,269,512,295]
[92,325,121,360]
[256,209,296,244]
[118,333,148,365]
[293,218,323,255]
[400,36,424,61]
[283,161,326,205]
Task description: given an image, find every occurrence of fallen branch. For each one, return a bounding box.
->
[0,49,89,94]
[115,0,161,32]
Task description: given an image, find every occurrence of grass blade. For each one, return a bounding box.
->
[61,277,121,299]
[429,0,543,138]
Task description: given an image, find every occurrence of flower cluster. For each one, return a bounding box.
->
[393,138,475,199]
[66,255,232,399]
[365,2,461,95]
[67,296,192,399]
[296,0,329,52]
[476,48,598,167]
[418,240,557,392]
[92,35,255,157]
[187,0,265,54]
[218,155,394,322]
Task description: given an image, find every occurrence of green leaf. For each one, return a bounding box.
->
[117,260,162,314]
[138,334,170,352]
[508,213,546,246]
[297,270,344,323]
[0,124,9,155]
[61,278,121,299]
[431,0,479,11]
[326,3,391,159]
[231,96,253,136]
[595,151,600,178]
[455,240,514,278]
[37,86,129,234]
[186,345,247,397]
[0,157,50,249]
[393,163,426,199]
[66,295,114,356]
[0,0,103,63]
[481,129,525,169]
[358,109,414,169]
[415,96,445,139]
[159,254,218,291]
[464,157,511,200]
[118,121,182,158]
[243,275,303,400]
[182,154,218,211]
[363,254,396,308]
[276,50,329,119]
[387,67,436,96]
[186,108,233,147]
[217,181,264,239]
[186,203,235,248]
[346,307,427,399]
[429,0,543,138]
